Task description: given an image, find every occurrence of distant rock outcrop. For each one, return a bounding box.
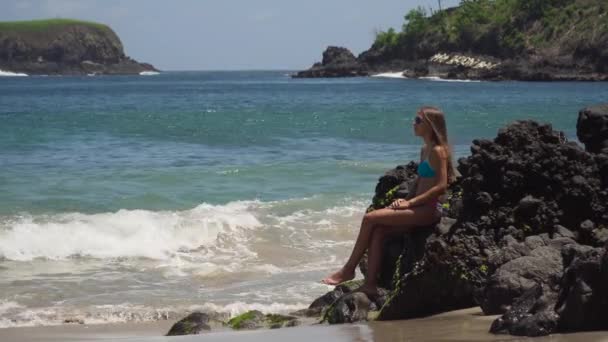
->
[0,19,157,75]
[293,46,367,78]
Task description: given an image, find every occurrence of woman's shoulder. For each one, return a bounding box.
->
[430,145,448,160]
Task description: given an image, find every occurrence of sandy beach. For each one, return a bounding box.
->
[1,307,607,342]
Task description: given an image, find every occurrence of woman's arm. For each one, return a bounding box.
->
[407,145,448,207]
[389,147,423,209]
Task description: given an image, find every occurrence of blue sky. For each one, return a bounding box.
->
[1,0,461,70]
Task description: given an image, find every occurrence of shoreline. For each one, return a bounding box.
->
[1,307,607,342]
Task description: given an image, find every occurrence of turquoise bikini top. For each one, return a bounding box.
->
[417,159,436,178]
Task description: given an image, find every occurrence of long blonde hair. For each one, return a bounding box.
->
[419,106,457,184]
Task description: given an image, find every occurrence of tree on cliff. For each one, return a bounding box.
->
[372,0,608,61]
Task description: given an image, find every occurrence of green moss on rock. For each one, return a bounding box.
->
[227,311,299,330]
[371,185,401,210]
[227,310,263,330]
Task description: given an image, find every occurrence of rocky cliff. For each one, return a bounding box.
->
[295,0,608,81]
[0,19,157,75]
[318,103,608,337]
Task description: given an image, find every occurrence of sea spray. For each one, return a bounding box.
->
[0,201,263,261]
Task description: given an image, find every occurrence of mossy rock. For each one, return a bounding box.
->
[228,310,299,330]
[335,279,364,292]
[227,310,265,330]
[266,314,300,329]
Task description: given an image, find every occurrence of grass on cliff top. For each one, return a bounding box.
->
[0,18,110,32]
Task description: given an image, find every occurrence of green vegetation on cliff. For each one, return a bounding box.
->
[0,19,110,33]
[373,0,608,60]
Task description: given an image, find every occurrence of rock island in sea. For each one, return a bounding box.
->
[167,104,608,338]
[0,19,157,75]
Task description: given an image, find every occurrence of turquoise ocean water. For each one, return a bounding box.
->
[0,71,607,327]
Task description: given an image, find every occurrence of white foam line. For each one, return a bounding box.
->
[140,71,160,76]
[0,301,310,328]
[0,69,28,77]
[371,71,407,79]
[419,76,481,82]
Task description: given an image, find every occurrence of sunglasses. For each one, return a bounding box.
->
[414,116,423,125]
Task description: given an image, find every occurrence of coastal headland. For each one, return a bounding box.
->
[295,0,608,81]
[0,19,157,75]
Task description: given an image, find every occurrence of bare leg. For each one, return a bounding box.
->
[355,205,439,294]
[323,205,438,286]
[357,225,418,296]
[357,228,386,296]
[322,215,374,285]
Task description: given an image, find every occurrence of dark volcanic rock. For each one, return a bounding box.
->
[492,244,608,336]
[376,228,477,320]
[458,120,607,233]
[375,227,434,289]
[490,284,559,336]
[293,284,351,318]
[556,244,608,332]
[293,46,368,78]
[369,162,418,210]
[294,280,364,319]
[298,106,608,336]
[325,292,372,324]
[577,104,608,154]
[374,112,608,336]
[322,46,357,65]
[480,237,572,314]
[166,312,213,336]
[321,283,388,324]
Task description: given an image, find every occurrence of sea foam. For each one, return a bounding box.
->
[371,71,407,79]
[0,69,28,77]
[140,71,160,76]
[0,198,368,262]
[0,201,262,261]
[420,76,481,82]
[0,301,309,328]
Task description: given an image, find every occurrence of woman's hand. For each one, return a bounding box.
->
[389,198,410,210]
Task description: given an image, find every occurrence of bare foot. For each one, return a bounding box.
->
[354,284,379,298]
[321,268,355,285]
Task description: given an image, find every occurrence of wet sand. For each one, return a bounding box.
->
[1,307,607,342]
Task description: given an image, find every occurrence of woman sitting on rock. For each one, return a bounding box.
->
[322,106,456,296]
